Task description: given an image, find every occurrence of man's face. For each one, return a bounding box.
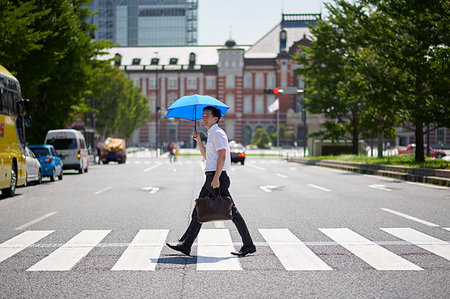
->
[202,110,218,129]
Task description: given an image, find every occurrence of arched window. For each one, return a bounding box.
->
[243,126,252,145]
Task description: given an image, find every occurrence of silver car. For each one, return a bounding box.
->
[25,146,42,185]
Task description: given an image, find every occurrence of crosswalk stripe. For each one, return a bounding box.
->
[259,229,332,271]
[381,228,450,261]
[319,228,423,271]
[111,230,168,271]
[197,229,242,271]
[0,231,54,263]
[27,230,111,271]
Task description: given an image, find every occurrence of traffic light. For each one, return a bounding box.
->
[263,88,282,94]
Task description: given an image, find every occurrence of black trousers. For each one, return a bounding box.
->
[179,171,254,248]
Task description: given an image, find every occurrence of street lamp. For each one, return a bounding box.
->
[151,54,160,158]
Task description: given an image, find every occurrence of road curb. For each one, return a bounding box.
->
[288,158,450,187]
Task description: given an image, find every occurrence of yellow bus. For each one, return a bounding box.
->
[0,65,29,197]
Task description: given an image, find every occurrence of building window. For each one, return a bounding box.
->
[168,78,177,89]
[167,94,177,108]
[255,95,264,113]
[206,77,216,89]
[187,78,197,89]
[267,73,276,89]
[244,73,252,89]
[243,95,252,114]
[255,73,263,89]
[226,75,234,88]
[149,78,157,89]
[225,93,235,113]
[298,76,305,89]
[148,95,156,111]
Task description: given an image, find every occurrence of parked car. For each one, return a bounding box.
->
[28,145,63,181]
[398,144,446,158]
[25,146,42,185]
[44,129,89,173]
[229,141,246,165]
[100,137,127,164]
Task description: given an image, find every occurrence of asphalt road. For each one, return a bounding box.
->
[0,152,449,298]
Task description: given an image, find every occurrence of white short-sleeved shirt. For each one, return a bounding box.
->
[205,124,231,172]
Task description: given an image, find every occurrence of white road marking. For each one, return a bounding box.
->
[276,173,288,178]
[381,208,440,227]
[363,175,400,182]
[111,229,168,271]
[406,181,449,190]
[381,228,450,261]
[259,185,280,193]
[214,221,226,228]
[369,184,392,191]
[197,229,242,271]
[259,229,332,271]
[94,186,112,195]
[319,228,422,271]
[0,231,54,263]
[307,184,331,192]
[141,186,160,194]
[144,162,163,172]
[14,212,58,230]
[246,163,266,171]
[27,230,111,271]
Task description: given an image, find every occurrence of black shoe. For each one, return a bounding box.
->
[166,242,191,256]
[231,245,256,257]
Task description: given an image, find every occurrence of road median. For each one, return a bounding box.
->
[288,157,450,187]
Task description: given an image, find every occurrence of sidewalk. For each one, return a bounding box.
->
[289,157,450,187]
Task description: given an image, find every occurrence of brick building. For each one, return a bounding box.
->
[104,14,320,149]
[103,13,449,151]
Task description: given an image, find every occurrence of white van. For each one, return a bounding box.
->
[45,129,89,173]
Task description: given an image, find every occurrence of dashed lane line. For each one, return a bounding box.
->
[93,186,112,195]
[143,162,163,173]
[381,208,440,227]
[276,173,288,178]
[14,212,59,231]
[307,184,331,192]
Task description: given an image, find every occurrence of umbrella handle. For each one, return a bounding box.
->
[194,106,197,131]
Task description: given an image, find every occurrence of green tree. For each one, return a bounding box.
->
[271,125,286,146]
[0,0,111,143]
[251,127,271,149]
[92,66,149,139]
[364,0,450,162]
[294,2,366,154]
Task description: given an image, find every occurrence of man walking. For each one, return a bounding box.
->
[166,106,256,257]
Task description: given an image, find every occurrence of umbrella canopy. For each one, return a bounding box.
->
[165,94,229,122]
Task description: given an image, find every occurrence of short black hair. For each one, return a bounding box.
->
[203,106,221,123]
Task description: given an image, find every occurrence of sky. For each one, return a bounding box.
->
[197,0,328,45]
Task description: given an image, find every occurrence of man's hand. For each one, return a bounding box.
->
[211,176,220,189]
[192,130,201,143]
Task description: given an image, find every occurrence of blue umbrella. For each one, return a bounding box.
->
[165,94,229,130]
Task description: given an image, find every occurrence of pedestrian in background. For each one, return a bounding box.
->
[166,106,256,257]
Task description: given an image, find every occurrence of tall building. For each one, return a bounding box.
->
[88,0,198,46]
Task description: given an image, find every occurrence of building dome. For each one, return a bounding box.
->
[225,39,236,48]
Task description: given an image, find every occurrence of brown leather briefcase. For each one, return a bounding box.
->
[195,194,233,223]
